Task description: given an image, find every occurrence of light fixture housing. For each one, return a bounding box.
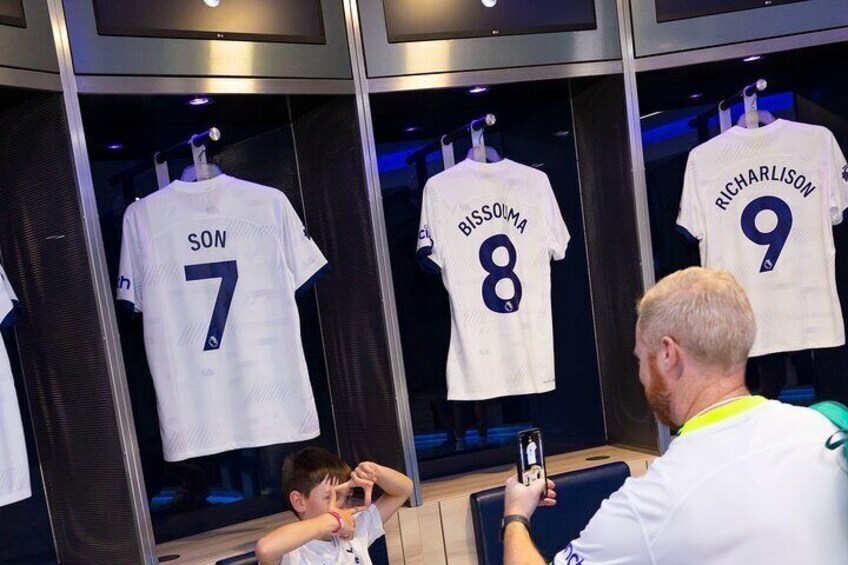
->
[188,96,213,107]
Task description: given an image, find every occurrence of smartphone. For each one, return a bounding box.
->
[517,428,546,492]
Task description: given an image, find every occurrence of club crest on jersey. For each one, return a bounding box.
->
[842,164,848,183]
[762,259,774,271]
[505,300,515,312]
[208,336,220,349]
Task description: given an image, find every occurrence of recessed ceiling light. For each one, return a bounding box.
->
[468,86,489,94]
[553,130,571,137]
[105,143,124,150]
[743,55,762,63]
[187,96,212,107]
[689,93,704,100]
[404,126,420,133]
[203,0,220,7]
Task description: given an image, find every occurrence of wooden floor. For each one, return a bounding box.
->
[156,445,656,565]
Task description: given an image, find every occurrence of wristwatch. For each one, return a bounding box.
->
[500,514,530,541]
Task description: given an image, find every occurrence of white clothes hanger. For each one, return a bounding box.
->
[466,117,503,163]
[181,133,223,182]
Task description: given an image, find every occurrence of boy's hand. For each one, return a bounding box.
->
[330,482,367,540]
[351,462,378,507]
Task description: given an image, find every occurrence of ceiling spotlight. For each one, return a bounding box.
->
[404,126,420,133]
[743,55,762,63]
[203,0,220,7]
[553,130,571,137]
[188,96,212,107]
[105,142,124,150]
[468,86,489,94]
[689,93,704,100]
[482,0,498,6]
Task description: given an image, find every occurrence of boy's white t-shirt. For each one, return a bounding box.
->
[280,505,385,565]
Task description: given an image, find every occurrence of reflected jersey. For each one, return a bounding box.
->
[417,159,570,400]
[0,263,30,507]
[677,119,848,356]
[117,175,328,461]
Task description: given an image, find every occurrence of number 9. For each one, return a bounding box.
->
[740,196,793,273]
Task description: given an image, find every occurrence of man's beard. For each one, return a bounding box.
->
[647,354,675,427]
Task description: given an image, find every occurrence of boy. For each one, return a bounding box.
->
[256,447,413,565]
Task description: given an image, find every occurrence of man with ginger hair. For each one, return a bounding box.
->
[502,267,848,564]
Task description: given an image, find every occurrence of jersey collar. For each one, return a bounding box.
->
[677,396,768,436]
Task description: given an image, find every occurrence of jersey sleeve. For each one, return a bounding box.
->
[676,153,705,241]
[117,209,143,312]
[416,183,442,274]
[279,196,329,296]
[826,132,848,226]
[553,488,653,565]
[545,177,570,260]
[355,503,386,547]
[0,263,19,330]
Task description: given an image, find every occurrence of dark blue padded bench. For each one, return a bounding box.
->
[470,462,631,565]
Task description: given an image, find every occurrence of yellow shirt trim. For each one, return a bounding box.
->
[677,396,768,436]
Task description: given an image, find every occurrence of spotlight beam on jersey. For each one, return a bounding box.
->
[417,158,570,400]
[117,175,328,461]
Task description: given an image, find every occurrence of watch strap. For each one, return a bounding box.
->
[500,514,530,541]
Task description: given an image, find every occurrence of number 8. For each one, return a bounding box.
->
[479,234,522,314]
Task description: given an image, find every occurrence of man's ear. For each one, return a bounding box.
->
[659,336,682,374]
[290,490,307,515]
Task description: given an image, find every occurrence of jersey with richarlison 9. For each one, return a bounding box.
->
[677,119,848,357]
[117,174,329,461]
[417,158,569,401]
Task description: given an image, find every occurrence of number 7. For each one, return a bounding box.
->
[184,260,239,351]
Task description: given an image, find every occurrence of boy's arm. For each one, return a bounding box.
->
[352,462,414,523]
[255,514,337,565]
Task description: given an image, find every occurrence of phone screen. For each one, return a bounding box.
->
[517,428,546,488]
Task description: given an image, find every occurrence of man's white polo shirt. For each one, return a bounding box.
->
[555,398,848,564]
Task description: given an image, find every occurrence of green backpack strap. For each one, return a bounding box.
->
[809,401,848,469]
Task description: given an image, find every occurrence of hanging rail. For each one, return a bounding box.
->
[107,127,222,186]
[688,79,767,128]
[405,114,496,166]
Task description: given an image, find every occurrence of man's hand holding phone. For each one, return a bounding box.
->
[504,475,557,520]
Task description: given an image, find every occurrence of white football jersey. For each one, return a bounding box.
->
[677,119,848,357]
[417,158,570,400]
[0,263,31,507]
[117,175,328,461]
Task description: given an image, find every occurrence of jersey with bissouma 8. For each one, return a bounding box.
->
[117,175,329,461]
[280,504,384,565]
[677,119,848,357]
[416,158,569,400]
[0,262,30,507]
[554,401,848,564]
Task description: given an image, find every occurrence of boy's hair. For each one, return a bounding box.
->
[282,447,351,514]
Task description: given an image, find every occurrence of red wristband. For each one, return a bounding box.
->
[328,511,343,533]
